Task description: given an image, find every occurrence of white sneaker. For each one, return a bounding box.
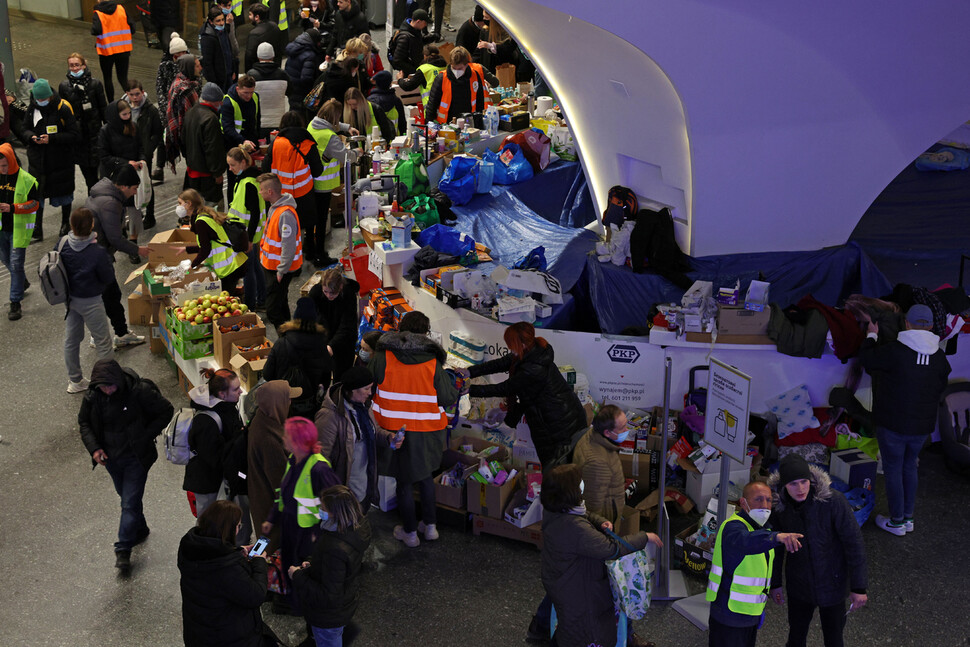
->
[67,378,89,394]
[89,336,96,349]
[392,525,420,548]
[875,514,906,536]
[904,518,914,533]
[114,331,146,348]
[417,521,439,541]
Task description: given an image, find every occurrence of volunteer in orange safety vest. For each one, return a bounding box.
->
[257,172,303,329]
[91,1,135,102]
[424,46,498,125]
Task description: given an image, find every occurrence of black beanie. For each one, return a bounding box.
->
[342,366,374,391]
[778,454,813,488]
[293,296,317,322]
[113,164,141,187]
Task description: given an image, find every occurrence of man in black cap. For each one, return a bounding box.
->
[78,359,174,574]
[183,82,228,205]
[315,365,403,511]
[859,303,951,536]
[392,8,433,77]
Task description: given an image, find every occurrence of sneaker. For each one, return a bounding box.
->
[67,378,90,394]
[392,525,420,548]
[89,336,97,349]
[417,521,439,541]
[114,331,146,348]
[7,301,21,321]
[115,550,131,574]
[23,278,30,292]
[904,518,914,533]
[875,514,906,536]
[443,22,457,32]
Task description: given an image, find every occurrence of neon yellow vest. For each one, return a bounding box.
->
[706,514,774,616]
[196,214,248,278]
[386,106,399,137]
[262,0,288,30]
[417,63,446,106]
[222,92,259,134]
[227,176,268,244]
[2,169,40,249]
[278,453,333,528]
[231,0,243,16]
[307,124,342,191]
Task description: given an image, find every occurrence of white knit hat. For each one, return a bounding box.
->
[169,32,189,55]
[257,42,275,60]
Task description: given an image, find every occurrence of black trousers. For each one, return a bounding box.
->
[102,276,129,337]
[786,598,846,647]
[220,261,248,294]
[396,475,435,533]
[263,267,298,328]
[305,191,332,262]
[293,192,318,260]
[80,164,100,192]
[98,52,130,103]
[708,616,759,647]
[183,171,223,206]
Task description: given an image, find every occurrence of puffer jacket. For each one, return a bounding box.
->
[97,100,143,179]
[58,69,107,168]
[767,465,868,607]
[290,517,372,628]
[86,177,139,260]
[284,31,325,99]
[13,93,80,198]
[262,321,333,416]
[182,101,226,176]
[199,21,237,92]
[468,343,587,467]
[572,428,625,524]
[177,527,269,647]
[182,384,245,494]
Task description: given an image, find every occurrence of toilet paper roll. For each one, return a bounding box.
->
[535,96,554,115]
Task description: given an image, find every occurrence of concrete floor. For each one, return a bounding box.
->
[2,6,970,647]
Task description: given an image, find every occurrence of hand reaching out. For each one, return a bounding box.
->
[777,532,803,552]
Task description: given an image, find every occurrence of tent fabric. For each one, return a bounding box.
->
[505,160,597,228]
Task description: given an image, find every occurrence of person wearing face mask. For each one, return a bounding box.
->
[424,45,497,125]
[289,485,372,647]
[59,53,109,196]
[766,455,868,647]
[706,481,804,647]
[91,1,136,102]
[225,147,267,309]
[125,80,162,229]
[200,6,238,93]
[356,331,381,367]
[308,268,361,379]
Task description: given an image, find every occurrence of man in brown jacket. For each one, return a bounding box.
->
[572,404,628,525]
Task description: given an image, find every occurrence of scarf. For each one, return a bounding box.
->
[165,74,198,171]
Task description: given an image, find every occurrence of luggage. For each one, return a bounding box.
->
[684,365,708,414]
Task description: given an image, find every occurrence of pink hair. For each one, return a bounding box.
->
[285,417,322,454]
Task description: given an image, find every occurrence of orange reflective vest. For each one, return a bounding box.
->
[259,204,303,272]
[372,353,447,432]
[270,136,315,198]
[94,8,133,56]
[435,63,491,124]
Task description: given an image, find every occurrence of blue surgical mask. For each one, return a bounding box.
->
[69,69,84,78]
[320,510,330,522]
[358,348,371,362]
[215,23,226,31]
[357,53,365,61]
[221,7,231,14]
[614,430,630,444]
[35,99,50,107]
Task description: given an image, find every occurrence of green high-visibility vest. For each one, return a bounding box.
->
[196,214,248,278]
[231,0,243,16]
[262,0,288,30]
[0,169,39,249]
[417,63,446,106]
[223,92,259,134]
[386,106,399,137]
[227,176,268,244]
[277,453,333,528]
[306,124,342,192]
[706,514,774,616]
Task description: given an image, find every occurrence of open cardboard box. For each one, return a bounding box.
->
[433,464,479,510]
[147,228,196,264]
[229,340,273,391]
[467,466,518,519]
[213,312,266,368]
[127,285,158,326]
[444,434,509,467]
[126,262,215,298]
[503,486,543,528]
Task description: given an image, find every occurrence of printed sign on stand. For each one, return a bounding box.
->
[702,358,751,463]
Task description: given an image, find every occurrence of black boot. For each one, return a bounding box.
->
[59,204,71,236]
[31,210,43,242]
[8,301,22,321]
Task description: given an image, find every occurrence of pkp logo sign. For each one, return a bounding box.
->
[607,344,640,364]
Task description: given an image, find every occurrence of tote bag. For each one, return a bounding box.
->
[603,528,655,620]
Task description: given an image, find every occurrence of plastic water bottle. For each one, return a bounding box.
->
[485,106,499,137]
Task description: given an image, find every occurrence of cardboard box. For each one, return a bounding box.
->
[467,469,518,519]
[229,341,273,391]
[472,514,542,548]
[125,263,214,299]
[718,305,770,336]
[301,270,325,297]
[148,320,166,355]
[503,487,543,528]
[433,464,477,510]
[685,467,752,510]
[213,313,266,368]
[673,525,713,580]
[744,280,770,312]
[444,435,509,467]
[147,228,196,264]
[128,287,155,326]
[830,449,878,491]
[682,280,713,309]
[617,505,641,536]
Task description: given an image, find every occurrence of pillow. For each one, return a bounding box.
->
[765,384,820,439]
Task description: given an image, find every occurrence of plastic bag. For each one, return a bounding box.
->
[135,164,153,210]
[476,160,494,194]
[395,151,429,195]
[513,246,547,271]
[484,143,534,185]
[401,194,439,230]
[504,128,551,172]
[437,155,478,206]
[416,224,475,256]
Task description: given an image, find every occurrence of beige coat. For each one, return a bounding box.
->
[572,428,626,524]
[246,380,291,552]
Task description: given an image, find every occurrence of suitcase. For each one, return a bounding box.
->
[684,365,708,414]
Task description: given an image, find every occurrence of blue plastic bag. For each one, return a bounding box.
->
[417,224,476,256]
[513,246,547,271]
[437,156,479,206]
[484,142,534,185]
[476,161,494,194]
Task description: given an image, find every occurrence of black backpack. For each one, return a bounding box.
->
[221,219,250,253]
[387,29,403,66]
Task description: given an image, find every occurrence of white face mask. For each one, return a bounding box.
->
[452,67,466,79]
[175,204,188,219]
[747,507,771,527]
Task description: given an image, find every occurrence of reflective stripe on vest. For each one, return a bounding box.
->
[262,0,288,30]
[195,215,248,277]
[270,136,315,197]
[306,124,342,191]
[372,353,447,432]
[435,64,490,124]
[227,92,259,131]
[418,64,446,106]
[705,514,774,616]
[228,176,268,244]
[259,204,303,272]
[231,0,243,16]
[7,170,39,249]
[277,454,333,528]
[94,9,133,56]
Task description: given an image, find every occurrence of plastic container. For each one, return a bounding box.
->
[485,106,500,137]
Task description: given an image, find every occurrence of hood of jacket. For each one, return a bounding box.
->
[177,527,238,568]
[188,383,223,409]
[310,116,336,132]
[67,232,97,252]
[767,463,833,512]
[201,21,228,40]
[321,382,351,420]
[425,55,446,68]
[176,54,199,80]
[271,192,298,211]
[256,380,294,425]
[89,358,127,389]
[376,330,446,363]
[897,329,941,357]
[278,127,316,148]
[0,143,21,174]
[288,30,318,54]
[94,1,120,13]
[104,100,131,133]
[89,176,125,203]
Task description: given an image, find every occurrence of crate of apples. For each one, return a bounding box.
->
[173,291,249,326]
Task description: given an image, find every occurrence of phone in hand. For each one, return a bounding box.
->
[248,536,270,558]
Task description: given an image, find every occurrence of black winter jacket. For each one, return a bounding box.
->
[78,364,174,471]
[333,3,370,54]
[469,344,587,467]
[391,20,426,76]
[309,278,360,379]
[284,31,325,99]
[245,21,285,71]
[200,22,237,92]
[13,94,80,198]
[183,102,227,176]
[262,322,334,416]
[248,61,290,85]
[219,84,261,149]
[183,386,246,494]
[768,466,868,607]
[97,100,144,179]
[291,518,372,628]
[177,527,269,647]
[132,99,163,164]
[317,60,372,103]
[58,70,107,168]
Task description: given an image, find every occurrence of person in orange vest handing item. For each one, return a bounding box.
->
[368,311,459,548]
[257,172,303,331]
[424,46,498,125]
[91,1,136,102]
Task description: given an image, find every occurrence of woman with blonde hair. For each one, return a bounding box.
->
[342,87,394,143]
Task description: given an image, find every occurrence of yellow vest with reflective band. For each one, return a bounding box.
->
[2,169,39,249]
[353,101,378,136]
[196,214,248,277]
[94,8,133,56]
[231,0,243,16]
[706,513,775,616]
[386,106,399,136]
[228,176,268,244]
[260,203,303,272]
[262,0,288,30]
[306,124,341,192]
[277,453,333,528]
[417,63,446,106]
[224,92,259,134]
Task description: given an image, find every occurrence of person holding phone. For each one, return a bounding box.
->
[178,500,282,647]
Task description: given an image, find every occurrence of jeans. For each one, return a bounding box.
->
[98,51,130,103]
[193,488,253,546]
[101,277,129,337]
[786,598,845,647]
[0,231,26,302]
[244,255,266,308]
[708,616,759,647]
[876,426,926,521]
[396,475,435,533]
[104,453,150,552]
[65,295,114,382]
[311,625,344,647]
[264,267,298,328]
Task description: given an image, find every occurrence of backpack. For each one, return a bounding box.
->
[387,29,402,66]
[221,219,250,253]
[164,408,221,465]
[37,236,70,306]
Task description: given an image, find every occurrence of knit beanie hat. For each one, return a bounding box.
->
[778,454,813,488]
[293,296,318,322]
[257,42,275,61]
[169,32,189,55]
[113,164,141,187]
[373,70,393,91]
[411,8,430,23]
[200,82,224,103]
[341,366,374,391]
[32,79,53,101]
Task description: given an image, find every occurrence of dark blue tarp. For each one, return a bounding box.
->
[506,161,597,228]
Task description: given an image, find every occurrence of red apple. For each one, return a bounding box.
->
[232,309,242,316]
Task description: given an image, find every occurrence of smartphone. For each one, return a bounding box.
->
[248,536,269,558]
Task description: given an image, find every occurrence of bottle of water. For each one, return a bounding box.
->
[485,105,499,137]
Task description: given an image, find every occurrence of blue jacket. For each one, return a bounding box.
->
[219,85,261,149]
[60,232,114,298]
[284,32,324,97]
[709,510,780,628]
